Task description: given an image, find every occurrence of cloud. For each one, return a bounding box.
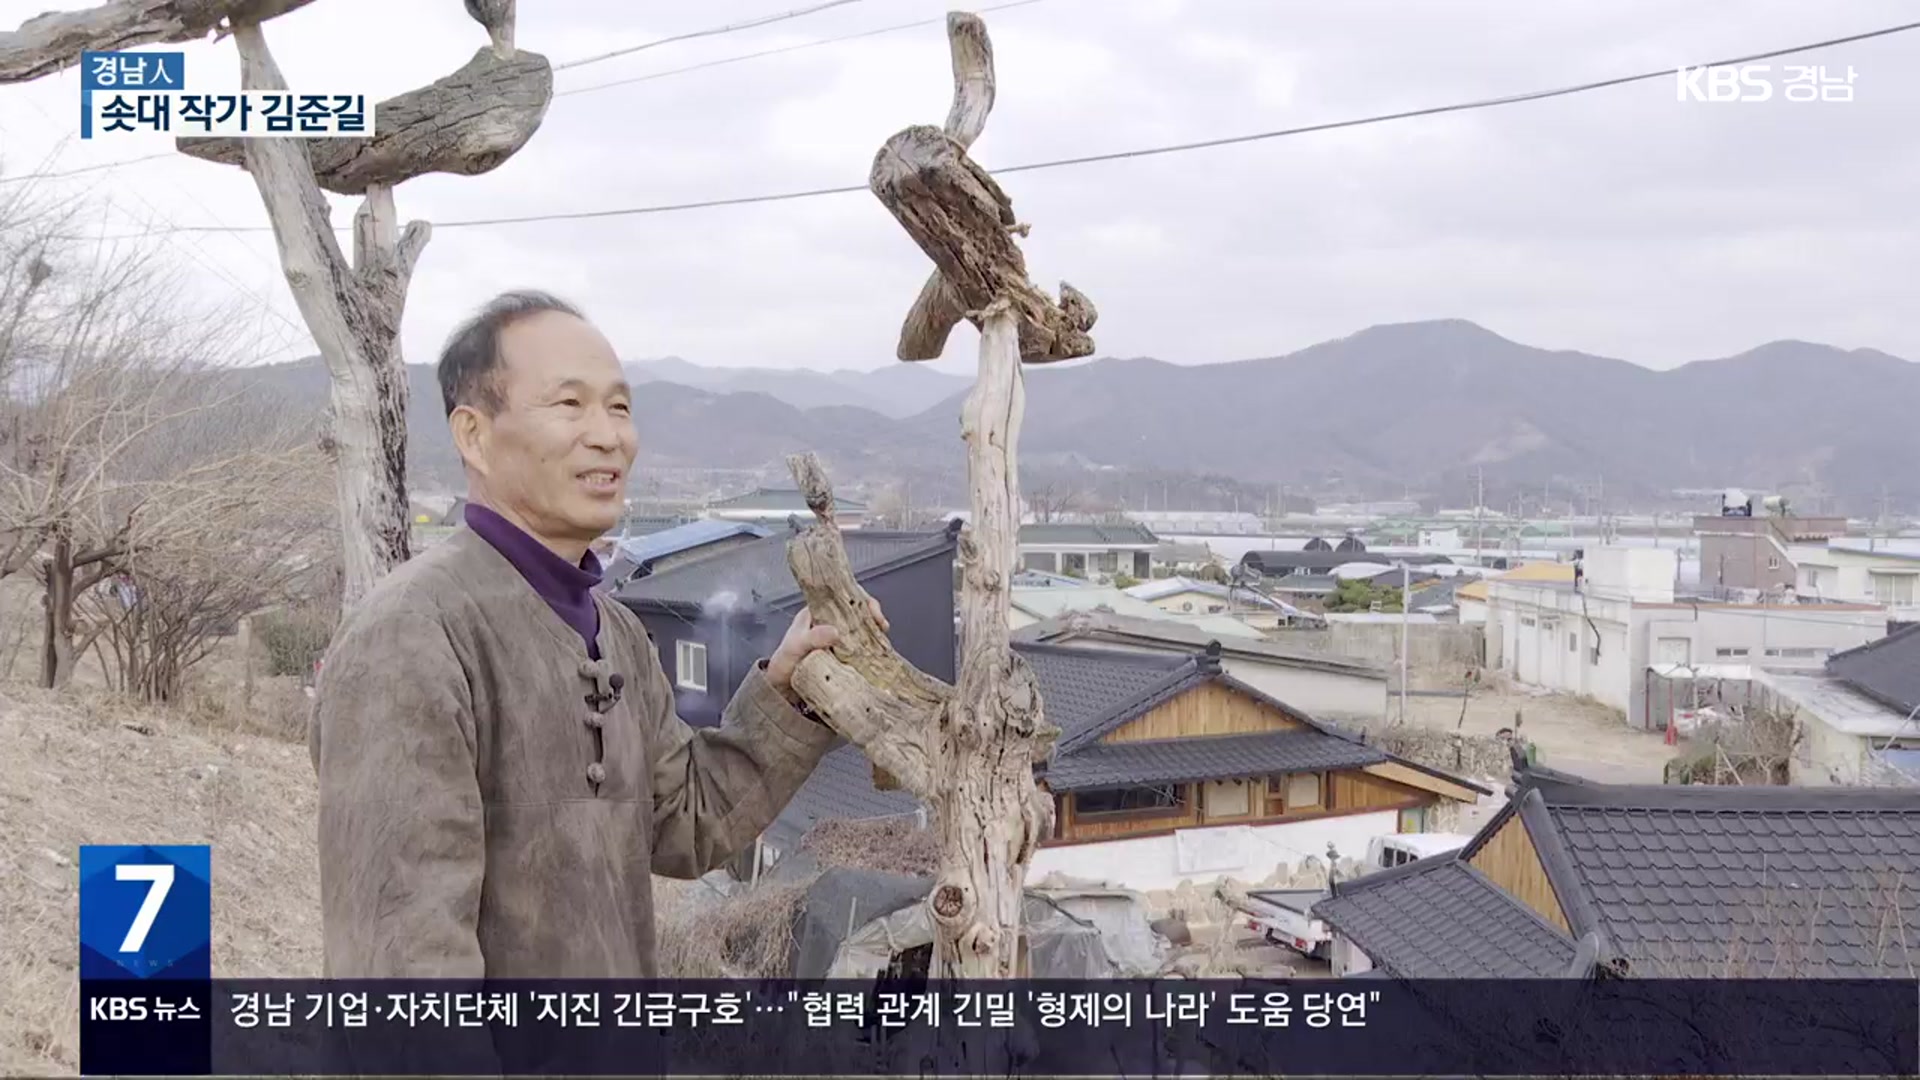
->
[0,0,1912,376]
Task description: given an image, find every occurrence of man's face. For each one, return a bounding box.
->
[464,310,637,546]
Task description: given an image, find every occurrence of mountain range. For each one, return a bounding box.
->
[243,320,1919,512]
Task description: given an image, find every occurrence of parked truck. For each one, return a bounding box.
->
[1237,832,1475,961]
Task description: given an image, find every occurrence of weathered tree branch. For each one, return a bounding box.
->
[464,0,516,58]
[177,45,552,196]
[0,0,315,82]
[783,11,1077,982]
[873,127,1095,363]
[786,453,949,795]
[896,12,995,362]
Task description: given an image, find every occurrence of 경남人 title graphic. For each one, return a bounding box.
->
[79,51,372,140]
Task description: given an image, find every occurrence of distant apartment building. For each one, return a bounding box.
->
[1486,546,1885,727]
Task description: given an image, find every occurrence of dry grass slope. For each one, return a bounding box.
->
[0,685,322,1075]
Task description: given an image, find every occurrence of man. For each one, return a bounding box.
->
[308,290,880,978]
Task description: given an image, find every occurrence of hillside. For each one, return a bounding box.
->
[0,686,320,1074]
[243,320,1920,510]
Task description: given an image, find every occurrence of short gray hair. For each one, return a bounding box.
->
[435,289,584,417]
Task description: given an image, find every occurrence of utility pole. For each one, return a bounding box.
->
[1399,561,1410,725]
[1473,467,1485,566]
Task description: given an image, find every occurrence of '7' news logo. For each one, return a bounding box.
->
[1676,63,1856,103]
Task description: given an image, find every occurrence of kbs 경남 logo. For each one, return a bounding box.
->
[1675,63,1857,103]
[78,845,211,980]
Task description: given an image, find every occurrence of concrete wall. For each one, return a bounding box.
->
[1789,711,1874,786]
[1027,810,1400,892]
[1218,656,1389,726]
[1270,623,1485,685]
[1584,546,1677,603]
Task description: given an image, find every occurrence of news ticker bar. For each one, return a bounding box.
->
[79,977,1920,1077]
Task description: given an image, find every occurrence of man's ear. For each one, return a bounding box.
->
[449,405,489,475]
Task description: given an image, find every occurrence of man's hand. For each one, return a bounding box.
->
[765,597,889,703]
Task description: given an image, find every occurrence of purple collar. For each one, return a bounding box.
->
[465,502,603,658]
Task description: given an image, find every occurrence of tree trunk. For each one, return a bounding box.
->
[40,533,77,688]
[228,22,426,613]
[930,300,1053,978]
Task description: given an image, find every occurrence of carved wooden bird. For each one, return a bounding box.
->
[463,0,516,56]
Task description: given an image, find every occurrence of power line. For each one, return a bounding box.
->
[558,0,1049,98]
[0,151,178,185]
[553,0,873,73]
[57,16,1920,238]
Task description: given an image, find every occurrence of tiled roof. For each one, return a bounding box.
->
[764,643,1480,846]
[1018,523,1159,548]
[1043,731,1384,791]
[1242,550,1388,574]
[1313,859,1580,978]
[1013,643,1194,746]
[1318,769,1920,980]
[1825,624,1920,716]
[615,526,955,611]
[1009,611,1385,678]
[1519,775,1920,977]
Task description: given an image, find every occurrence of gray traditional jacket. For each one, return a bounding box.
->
[307,527,835,978]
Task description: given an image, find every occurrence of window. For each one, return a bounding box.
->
[1265,771,1324,815]
[1803,568,1823,590]
[1021,551,1058,573]
[1074,784,1186,816]
[1568,632,1578,653]
[1715,647,1749,658]
[1090,551,1119,574]
[1520,616,1537,627]
[1398,807,1428,834]
[1872,572,1916,605]
[1767,555,1780,571]
[675,640,708,691]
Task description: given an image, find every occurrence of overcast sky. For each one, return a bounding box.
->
[1,0,1914,376]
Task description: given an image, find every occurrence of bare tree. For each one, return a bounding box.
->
[869,480,943,530]
[0,0,553,614]
[84,435,332,703]
[1024,474,1090,523]
[779,13,1098,980]
[0,178,285,686]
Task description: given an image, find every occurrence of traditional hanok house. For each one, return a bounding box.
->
[1312,764,1920,978]
[750,641,1486,891]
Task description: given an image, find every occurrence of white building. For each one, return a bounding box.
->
[1790,543,1920,622]
[1486,546,1886,727]
[1016,522,1159,583]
